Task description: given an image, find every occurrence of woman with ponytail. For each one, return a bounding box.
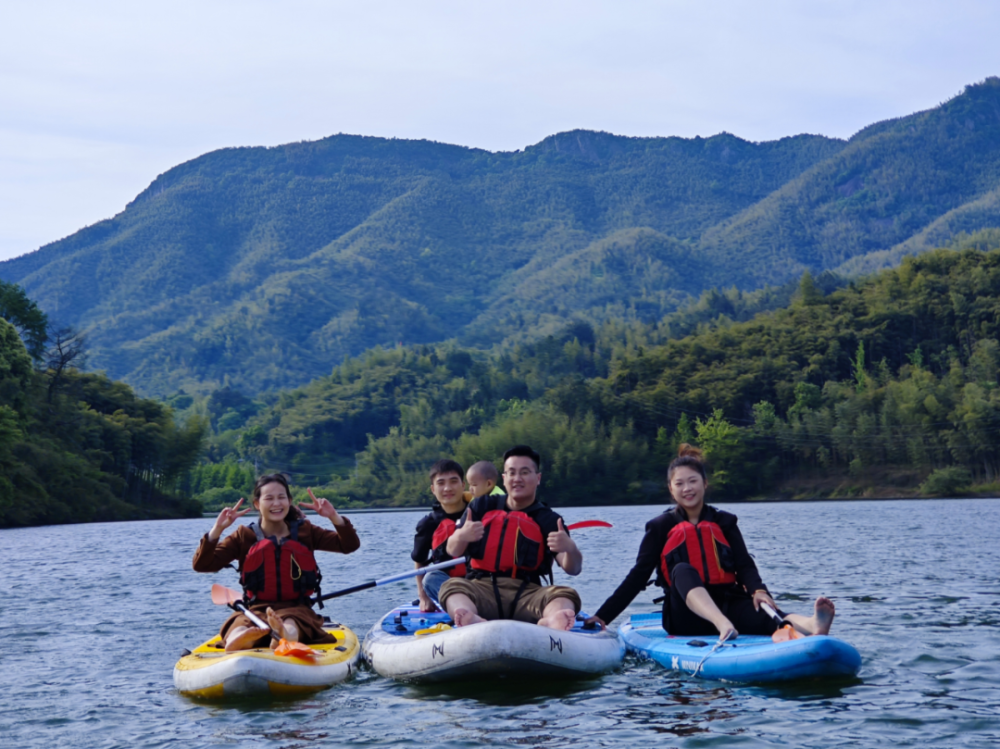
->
[587,445,835,640]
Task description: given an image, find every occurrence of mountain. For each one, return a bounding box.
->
[702,79,1000,284]
[4,78,1000,396]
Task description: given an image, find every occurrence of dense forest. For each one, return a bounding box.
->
[5,241,1000,527]
[181,242,1000,511]
[0,281,204,527]
[4,80,1000,397]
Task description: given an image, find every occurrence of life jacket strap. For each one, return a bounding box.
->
[489,574,531,620]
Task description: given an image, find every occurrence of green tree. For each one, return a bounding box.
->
[0,280,48,361]
[694,409,747,496]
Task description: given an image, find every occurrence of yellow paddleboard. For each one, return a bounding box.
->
[174,625,360,699]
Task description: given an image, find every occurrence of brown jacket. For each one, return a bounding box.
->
[193,515,361,573]
[193,515,361,645]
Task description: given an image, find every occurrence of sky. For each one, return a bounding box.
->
[1,0,997,263]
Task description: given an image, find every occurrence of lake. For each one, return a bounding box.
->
[1,500,998,748]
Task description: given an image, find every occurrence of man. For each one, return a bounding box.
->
[437,445,583,631]
[411,459,470,611]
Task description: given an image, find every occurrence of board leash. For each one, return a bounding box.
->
[691,630,735,676]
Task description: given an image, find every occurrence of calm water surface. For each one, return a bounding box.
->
[2,500,998,748]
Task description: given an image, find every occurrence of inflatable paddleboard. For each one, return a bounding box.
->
[363,604,624,682]
[620,612,861,683]
[174,624,360,698]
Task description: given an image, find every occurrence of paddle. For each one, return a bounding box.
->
[210,556,468,610]
[210,583,281,637]
[210,584,320,658]
[761,601,803,642]
[209,521,609,609]
[565,520,612,530]
[314,556,466,603]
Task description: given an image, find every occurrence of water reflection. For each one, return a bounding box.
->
[406,676,602,705]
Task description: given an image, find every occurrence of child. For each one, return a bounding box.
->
[466,460,506,499]
[411,459,470,612]
[193,473,360,651]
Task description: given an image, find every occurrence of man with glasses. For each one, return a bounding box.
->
[436,445,583,631]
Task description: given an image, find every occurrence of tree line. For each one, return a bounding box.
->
[0,281,205,527]
[187,245,1000,509]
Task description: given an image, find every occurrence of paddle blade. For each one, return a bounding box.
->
[566,520,613,531]
[274,639,318,660]
[772,624,803,643]
[211,583,243,606]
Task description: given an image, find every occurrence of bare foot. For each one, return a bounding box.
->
[265,607,289,640]
[537,609,576,631]
[813,597,835,635]
[452,607,486,627]
[225,625,269,652]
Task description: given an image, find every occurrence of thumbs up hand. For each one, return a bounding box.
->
[547,517,574,554]
[456,506,484,545]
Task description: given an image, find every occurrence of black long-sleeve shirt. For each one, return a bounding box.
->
[594,504,767,625]
[411,503,466,564]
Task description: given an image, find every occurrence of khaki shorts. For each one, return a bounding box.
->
[438,576,582,623]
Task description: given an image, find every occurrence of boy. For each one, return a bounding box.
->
[411,459,470,612]
[466,460,506,499]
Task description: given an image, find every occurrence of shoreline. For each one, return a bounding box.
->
[197,493,1000,518]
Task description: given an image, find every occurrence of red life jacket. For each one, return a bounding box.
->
[660,520,736,587]
[470,508,545,579]
[431,518,467,577]
[241,521,322,604]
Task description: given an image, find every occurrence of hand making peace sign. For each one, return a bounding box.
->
[300,488,345,526]
[209,497,251,541]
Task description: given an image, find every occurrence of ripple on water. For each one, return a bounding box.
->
[2,502,1000,748]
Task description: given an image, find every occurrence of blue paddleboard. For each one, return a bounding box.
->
[620,612,861,683]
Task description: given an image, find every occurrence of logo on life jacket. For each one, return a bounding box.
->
[241,522,321,604]
[470,509,545,578]
[431,518,467,577]
[660,520,736,587]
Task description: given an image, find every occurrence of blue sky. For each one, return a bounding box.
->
[1,0,997,262]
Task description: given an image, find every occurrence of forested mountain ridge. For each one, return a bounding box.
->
[703,79,1000,285]
[205,245,1000,509]
[5,79,1000,397]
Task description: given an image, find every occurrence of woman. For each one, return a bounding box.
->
[588,445,834,639]
[193,473,361,651]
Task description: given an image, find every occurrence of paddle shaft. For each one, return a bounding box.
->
[215,520,608,608]
[760,601,785,626]
[312,518,608,603]
[230,600,283,638]
[314,556,465,603]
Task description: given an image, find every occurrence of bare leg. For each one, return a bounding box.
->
[783,597,835,636]
[444,592,486,627]
[685,587,737,640]
[224,624,269,652]
[536,598,576,631]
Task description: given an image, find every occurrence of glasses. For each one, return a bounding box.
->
[503,469,537,479]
